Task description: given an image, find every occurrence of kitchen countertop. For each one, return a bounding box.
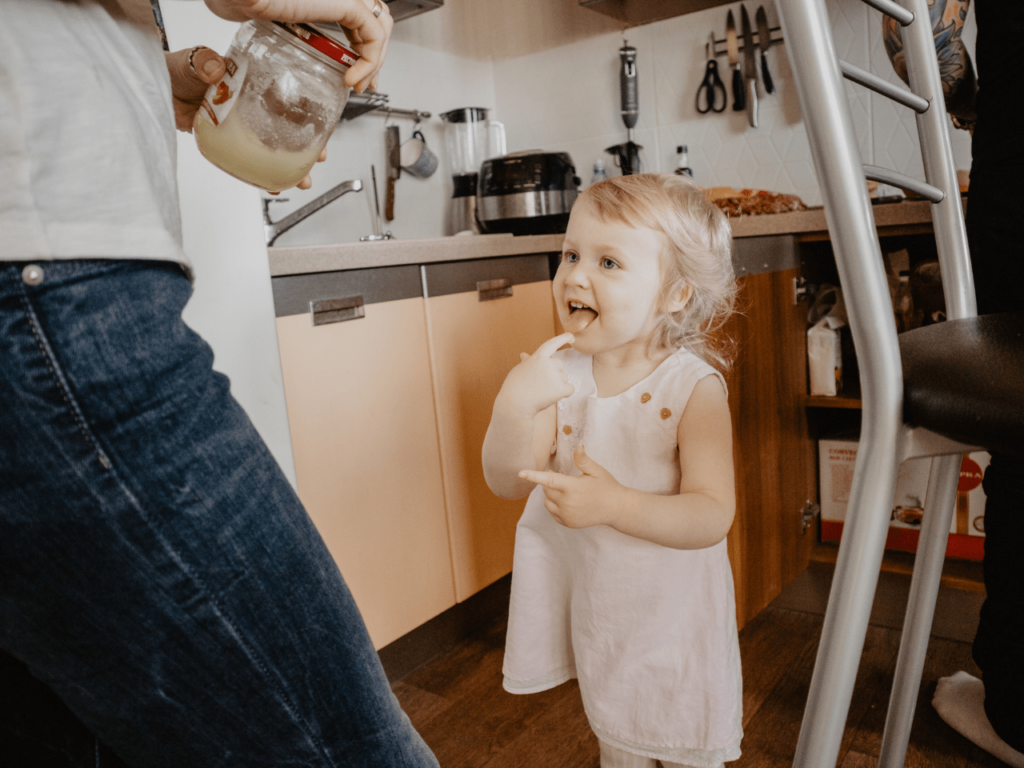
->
[268,199,945,277]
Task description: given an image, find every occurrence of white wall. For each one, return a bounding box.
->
[266,0,978,248]
[162,1,297,485]
[490,0,975,207]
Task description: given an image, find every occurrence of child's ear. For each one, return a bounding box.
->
[666,282,693,314]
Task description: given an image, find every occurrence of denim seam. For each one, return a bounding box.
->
[16,282,112,471]
[113,483,337,767]
[16,279,335,767]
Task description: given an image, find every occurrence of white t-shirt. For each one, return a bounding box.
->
[0,0,187,267]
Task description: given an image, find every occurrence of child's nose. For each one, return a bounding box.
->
[564,263,589,287]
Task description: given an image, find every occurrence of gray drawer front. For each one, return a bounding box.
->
[423,254,552,298]
[272,265,422,318]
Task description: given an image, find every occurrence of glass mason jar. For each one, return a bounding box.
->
[193,21,358,193]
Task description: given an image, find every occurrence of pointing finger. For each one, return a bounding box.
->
[518,469,567,491]
[520,352,529,362]
[533,333,575,359]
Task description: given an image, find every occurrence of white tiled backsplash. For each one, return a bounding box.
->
[272,0,975,247]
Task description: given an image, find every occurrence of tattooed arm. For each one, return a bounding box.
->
[882,0,977,131]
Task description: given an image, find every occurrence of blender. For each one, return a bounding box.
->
[440,108,506,234]
[605,43,642,175]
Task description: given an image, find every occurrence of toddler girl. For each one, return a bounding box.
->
[482,173,742,768]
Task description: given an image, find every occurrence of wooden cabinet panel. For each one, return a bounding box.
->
[580,0,733,26]
[276,298,456,648]
[722,267,817,629]
[425,275,556,601]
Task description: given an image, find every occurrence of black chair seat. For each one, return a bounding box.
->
[899,313,1024,457]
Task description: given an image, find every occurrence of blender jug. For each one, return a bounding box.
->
[441,107,506,234]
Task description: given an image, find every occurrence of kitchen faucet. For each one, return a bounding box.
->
[262,178,362,247]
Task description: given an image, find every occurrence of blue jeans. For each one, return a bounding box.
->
[0,260,439,767]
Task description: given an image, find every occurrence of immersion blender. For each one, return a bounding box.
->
[605,42,642,175]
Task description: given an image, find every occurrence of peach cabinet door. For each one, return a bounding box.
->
[424,255,557,601]
[275,282,456,649]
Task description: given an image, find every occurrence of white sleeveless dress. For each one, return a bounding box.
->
[502,347,743,767]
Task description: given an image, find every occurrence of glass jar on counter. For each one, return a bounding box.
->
[193,21,358,193]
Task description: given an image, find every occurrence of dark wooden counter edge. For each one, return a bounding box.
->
[267,199,951,278]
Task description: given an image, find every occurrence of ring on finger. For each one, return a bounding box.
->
[187,45,209,77]
[372,0,383,17]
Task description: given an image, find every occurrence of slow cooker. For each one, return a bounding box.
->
[476,151,580,235]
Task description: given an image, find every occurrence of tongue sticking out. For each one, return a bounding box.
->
[564,308,597,334]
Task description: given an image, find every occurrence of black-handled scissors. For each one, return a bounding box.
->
[696,32,727,114]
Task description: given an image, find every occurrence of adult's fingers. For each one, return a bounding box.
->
[165,47,225,101]
[292,148,327,190]
[335,1,390,92]
[362,0,393,92]
[189,46,227,84]
[533,333,575,359]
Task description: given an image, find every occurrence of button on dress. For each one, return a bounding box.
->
[502,347,743,767]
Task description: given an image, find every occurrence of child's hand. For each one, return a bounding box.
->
[518,445,625,528]
[495,333,576,419]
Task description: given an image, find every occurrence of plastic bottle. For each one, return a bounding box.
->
[674,145,693,178]
[591,158,608,186]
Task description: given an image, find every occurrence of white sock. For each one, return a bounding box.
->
[932,671,1024,768]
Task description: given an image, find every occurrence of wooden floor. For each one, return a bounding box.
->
[392,585,1003,767]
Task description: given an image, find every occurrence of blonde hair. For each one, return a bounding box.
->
[576,173,737,371]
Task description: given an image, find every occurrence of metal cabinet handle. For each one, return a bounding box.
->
[477,278,512,301]
[310,295,365,326]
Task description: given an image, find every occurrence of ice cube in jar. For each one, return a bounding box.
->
[193,20,357,193]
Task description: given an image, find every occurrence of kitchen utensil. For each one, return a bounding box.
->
[384,125,400,221]
[606,42,642,175]
[740,5,759,128]
[477,151,580,235]
[619,44,639,133]
[696,31,727,114]
[359,165,392,241]
[399,129,438,179]
[755,6,775,95]
[440,107,507,235]
[726,11,744,112]
[605,141,642,176]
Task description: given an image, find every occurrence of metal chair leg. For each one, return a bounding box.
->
[778,0,907,759]
[878,452,960,768]
[792,441,900,768]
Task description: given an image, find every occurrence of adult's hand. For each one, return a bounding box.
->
[166,46,226,133]
[203,0,393,92]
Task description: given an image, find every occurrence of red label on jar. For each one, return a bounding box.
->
[196,55,247,129]
[275,22,359,67]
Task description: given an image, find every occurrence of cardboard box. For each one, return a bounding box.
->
[818,437,988,560]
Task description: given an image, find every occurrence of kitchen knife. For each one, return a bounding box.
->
[385,125,400,222]
[756,5,775,95]
[740,5,759,128]
[726,10,744,112]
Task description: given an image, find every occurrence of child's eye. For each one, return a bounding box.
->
[563,252,579,263]
[601,258,619,269]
